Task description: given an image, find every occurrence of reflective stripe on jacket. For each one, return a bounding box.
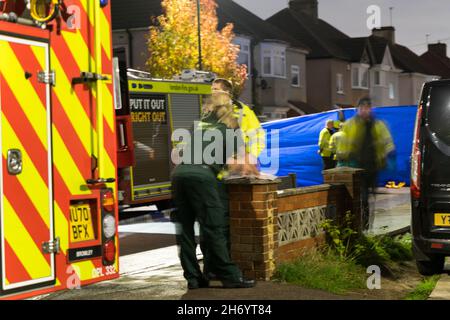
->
[318,128,333,157]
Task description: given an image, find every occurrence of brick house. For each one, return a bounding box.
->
[268,0,437,110]
[110,0,313,120]
[268,0,374,111]
[371,27,439,105]
[420,42,450,80]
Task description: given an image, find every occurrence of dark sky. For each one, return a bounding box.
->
[234,0,450,55]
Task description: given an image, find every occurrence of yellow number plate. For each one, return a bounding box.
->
[70,204,95,243]
[434,214,450,227]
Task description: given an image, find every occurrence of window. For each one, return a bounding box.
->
[389,83,395,100]
[291,65,300,87]
[235,37,251,75]
[374,70,385,86]
[361,68,369,88]
[352,68,359,87]
[261,43,286,78]
[351,64,370,89]
[336,73,344,94]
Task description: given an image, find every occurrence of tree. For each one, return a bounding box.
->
[147,0,247,96]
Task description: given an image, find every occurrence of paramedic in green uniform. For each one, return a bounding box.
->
[171,98,256,289]
[200,79,263,280]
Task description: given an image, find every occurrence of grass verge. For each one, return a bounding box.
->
[404,275,440,300]
[274,250,367,295]
[274,233,414,295]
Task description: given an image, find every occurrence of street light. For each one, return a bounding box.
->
[196,0,203,70]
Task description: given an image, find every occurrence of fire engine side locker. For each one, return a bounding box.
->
[125,80,211,205]
[0,34,55,293]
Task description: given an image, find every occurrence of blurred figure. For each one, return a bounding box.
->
[341,97,395,231]
[329,122,347,167]
[318,119,336,169]
[172,90,256,290]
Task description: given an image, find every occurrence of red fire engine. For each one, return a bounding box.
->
[0,0,119,299]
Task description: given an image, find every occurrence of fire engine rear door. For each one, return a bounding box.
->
[0,35,55,292]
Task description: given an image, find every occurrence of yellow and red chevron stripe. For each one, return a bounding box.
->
[0,0,118,300]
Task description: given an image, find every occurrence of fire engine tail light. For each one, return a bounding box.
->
[103,240,116,263]
[102,190,115,212]
[103,214,116,239]
[101,189,117,265]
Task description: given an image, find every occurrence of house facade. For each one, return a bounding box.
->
[420,42,450,81]
[371,27,438,106]
[110,0,311,121]
[269,0,438,110]
[268,0,375,111]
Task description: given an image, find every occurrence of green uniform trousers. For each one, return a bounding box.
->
[171,164,241,286]
[200,180,230,276]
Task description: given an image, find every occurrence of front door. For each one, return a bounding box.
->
[0,35,55,292]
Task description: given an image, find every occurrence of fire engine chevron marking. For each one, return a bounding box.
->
[79,0,111,60]
[52,126,91,195]
[34,47,96,158]
[0,41,48,148]
[4,240,32,284]
[3,197,51,280]
[61,29,95,74]
[1,117,50,228]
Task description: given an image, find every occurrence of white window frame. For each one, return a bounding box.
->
[351,64,370,89]
[374,70,385,86]
[261,43,287,79]
[234,37,251,76]
[291,65,300,87]
[336,73,344,94]
[389,82,395,100]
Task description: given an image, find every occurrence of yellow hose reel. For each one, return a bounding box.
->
[29,0,60,23]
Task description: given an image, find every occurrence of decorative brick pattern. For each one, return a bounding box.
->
[277,205,333,246]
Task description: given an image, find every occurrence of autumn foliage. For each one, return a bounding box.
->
[147,0,247,96]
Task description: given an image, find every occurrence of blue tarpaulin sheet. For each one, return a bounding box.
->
[260,106,418,187]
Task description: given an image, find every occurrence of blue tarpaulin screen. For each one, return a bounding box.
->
[260,106,418,187]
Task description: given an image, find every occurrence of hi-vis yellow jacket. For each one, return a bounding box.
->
[318,128,333,157]
[233,101,266,158]
[341,116,395,169]
[217,101,265,180]
[329,131,346,161]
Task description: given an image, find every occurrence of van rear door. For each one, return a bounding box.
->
[422,82,450,238]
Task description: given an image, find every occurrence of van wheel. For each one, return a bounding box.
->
[416,256,445,276]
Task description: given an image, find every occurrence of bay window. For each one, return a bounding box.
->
[261,43,286,78]
[234,37,251,75]
[291,65,300,87]
[351,64,370,89]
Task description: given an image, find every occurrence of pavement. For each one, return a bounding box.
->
[35,187,450,300]
[429,275,450,300]
[369,188,411,235]
[39,245,350,300]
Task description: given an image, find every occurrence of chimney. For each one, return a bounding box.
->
[372,26,396,44]
[289,0,319,19]
[428,42,447,58]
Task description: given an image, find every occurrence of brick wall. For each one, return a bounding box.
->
[226,167,363,281]
[227,180,279,281]
[276,184,351,263]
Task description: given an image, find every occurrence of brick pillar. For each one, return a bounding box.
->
[322,167,364,234]
[225,177,280,281]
